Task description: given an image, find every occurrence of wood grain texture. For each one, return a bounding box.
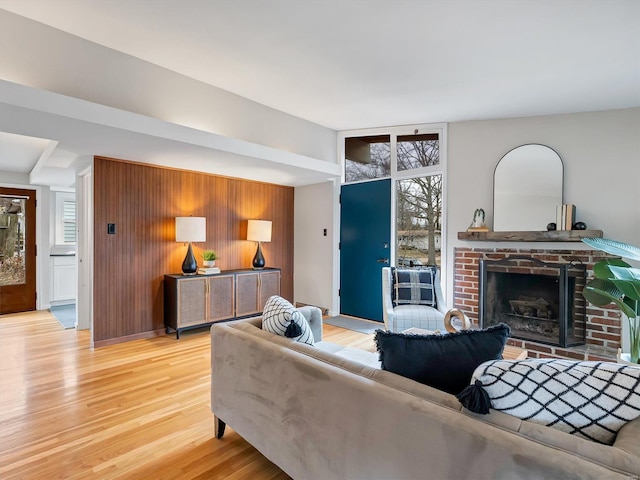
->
[457,229,603,242]
[0,310,373,479]
[0,187,37,314]
[93,157,294,344]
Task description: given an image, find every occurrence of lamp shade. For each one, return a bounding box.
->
[175,217,206,242]
[247,220,272,242]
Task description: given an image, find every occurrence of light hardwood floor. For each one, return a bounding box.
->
[0,310,378,479]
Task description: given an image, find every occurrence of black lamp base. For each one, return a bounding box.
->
[252,241,265,269]
[182,242,198,275]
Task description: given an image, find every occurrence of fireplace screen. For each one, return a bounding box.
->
[479,256,586,347]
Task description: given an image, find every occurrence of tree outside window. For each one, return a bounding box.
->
[343,130,444,267]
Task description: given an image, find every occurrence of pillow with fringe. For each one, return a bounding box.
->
[375,324,509,395]
[458,359,640,445]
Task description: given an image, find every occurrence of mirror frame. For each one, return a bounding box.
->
[493,144,564,232]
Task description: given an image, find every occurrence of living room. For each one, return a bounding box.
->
[1,1,639,479]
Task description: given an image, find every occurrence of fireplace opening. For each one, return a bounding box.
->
[479,256,586,347]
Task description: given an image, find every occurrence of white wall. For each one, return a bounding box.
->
[1,9,340,318]
[294,181,337,314]
[446,107,640,306]
[0,10,337,165]
[303,108,639,316]
[0,171,29,184]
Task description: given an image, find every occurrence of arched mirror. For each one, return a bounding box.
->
[493,144,563,231]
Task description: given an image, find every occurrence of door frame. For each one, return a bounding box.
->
[77,164,94,342]
[0,182,47,311]
[333,123,448,316]
[0,186,37,313]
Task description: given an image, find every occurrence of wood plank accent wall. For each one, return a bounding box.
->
[93,157,294,346]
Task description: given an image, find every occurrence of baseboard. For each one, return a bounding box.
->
[50,300,75,307]
[93,328,165,348]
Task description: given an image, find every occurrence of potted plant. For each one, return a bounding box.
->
[202,250,218,268]
[582,237,640,364]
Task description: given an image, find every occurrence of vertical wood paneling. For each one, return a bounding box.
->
[93,157,294,345]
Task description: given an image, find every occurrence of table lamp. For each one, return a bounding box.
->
[175,216,206,275]
[247,220,272,269]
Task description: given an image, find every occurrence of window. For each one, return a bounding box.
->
[341,125,446,268]
[344,135,390,182]
[396,174,442,266]
[395,132,442,266]
[55,192,76,245]
[397,133,439,171]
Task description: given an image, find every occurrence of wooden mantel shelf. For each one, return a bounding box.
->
[457,229,603,242]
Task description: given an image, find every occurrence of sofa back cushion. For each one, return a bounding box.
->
[375,324,510,395]
[391,267,437,307]
[467,359,640,445]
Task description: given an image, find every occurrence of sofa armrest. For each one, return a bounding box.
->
[614,415,640,458]
[298,306,323,342]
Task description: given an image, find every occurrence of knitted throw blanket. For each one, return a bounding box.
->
[459,359,640,444]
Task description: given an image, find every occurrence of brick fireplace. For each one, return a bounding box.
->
[454,247,621,361]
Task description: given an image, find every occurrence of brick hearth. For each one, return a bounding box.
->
[453,247,621,361]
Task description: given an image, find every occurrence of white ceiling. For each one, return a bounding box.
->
[1,0,639,186]
[0,132,51,173]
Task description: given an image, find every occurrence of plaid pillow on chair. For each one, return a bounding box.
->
[391,267,437,308]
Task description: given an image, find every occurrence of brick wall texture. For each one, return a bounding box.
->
[453,247,621,361]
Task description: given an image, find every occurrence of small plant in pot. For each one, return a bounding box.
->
[582,237,640,364]
[202,250,218,268]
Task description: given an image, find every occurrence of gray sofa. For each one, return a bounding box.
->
[210,315,640,480]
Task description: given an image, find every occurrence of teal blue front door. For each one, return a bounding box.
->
[340,179,391,322]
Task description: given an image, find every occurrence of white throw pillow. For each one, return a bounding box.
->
[262,295,314,346]
[467,359,640,445]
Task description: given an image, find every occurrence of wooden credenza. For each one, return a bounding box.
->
[164,268,281,338]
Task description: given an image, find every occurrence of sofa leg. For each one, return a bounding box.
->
[214,416,226,439]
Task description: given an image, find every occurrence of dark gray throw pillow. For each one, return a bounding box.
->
[391,267,437,307]
[374,324,510,395]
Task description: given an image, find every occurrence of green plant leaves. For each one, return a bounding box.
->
[609,266,640,301]
[202,249,217,261]
[582,237,640,261]
[622,297,640,317]
[593,258,631,279]
[582,237,639,321]
[584,278,621,305]
[584,278,637,318]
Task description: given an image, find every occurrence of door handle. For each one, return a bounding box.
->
[377,258,389,264]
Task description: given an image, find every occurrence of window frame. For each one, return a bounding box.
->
[338,122,448,286]
[54,191,77,247]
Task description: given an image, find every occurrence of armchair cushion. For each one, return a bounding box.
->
[391,267,437,307]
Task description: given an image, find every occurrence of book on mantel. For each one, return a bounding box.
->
[198,267,220,275]
[467,226,490,232]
